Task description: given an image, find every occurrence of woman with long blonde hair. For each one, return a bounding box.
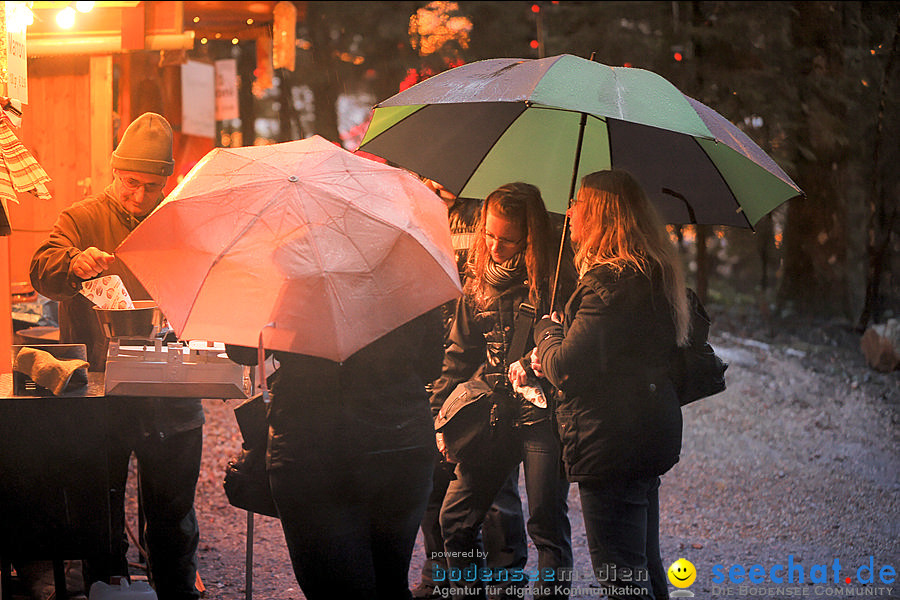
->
[519,169,689,600]
[571,169,690,344]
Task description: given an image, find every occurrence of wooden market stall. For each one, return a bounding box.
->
[1,7,289,594]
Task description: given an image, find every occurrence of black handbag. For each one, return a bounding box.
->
[223,393,279,518]
[434,377,516,465]
[434,303,536,465]
[672,289,728,406]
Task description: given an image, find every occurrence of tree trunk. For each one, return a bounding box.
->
[305,3,342,144]
[857,12,900,330]
[779,1,852,317]
[238,41,257,146]
[695,225,709,303]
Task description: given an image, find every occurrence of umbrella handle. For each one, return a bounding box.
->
[662,188,697,225]
[257,332,269,403]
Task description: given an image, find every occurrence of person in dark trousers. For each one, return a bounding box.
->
[431,182,574,600]
[522,169,689,600]
[413,180,528,600]
[226,307,445,600]
[29,113,203,600]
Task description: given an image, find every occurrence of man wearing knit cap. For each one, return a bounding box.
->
[30,112,203,600]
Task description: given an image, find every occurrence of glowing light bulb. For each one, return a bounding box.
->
[75,1,95,13]
[56,6,77,29]
[7,2,35,33]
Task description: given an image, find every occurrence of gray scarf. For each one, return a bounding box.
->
[483,253,526,290]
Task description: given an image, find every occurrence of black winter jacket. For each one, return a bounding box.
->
[429,277,553,427]
[533,264,682,483]
[226,308,445,469]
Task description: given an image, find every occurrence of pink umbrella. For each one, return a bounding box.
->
[116,135,461,362]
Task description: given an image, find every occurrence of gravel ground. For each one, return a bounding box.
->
[122,307,899,600]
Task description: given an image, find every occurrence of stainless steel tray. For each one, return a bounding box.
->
[104,340,247,399]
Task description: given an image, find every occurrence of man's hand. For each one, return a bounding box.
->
[71,247,115,280]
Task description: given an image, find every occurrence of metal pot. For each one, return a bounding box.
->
[93,300,164,338]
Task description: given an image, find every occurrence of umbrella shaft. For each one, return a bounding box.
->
[550,212,571,312]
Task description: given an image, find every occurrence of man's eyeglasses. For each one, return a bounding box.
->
[117,173,165,194]
[484,231,523,248]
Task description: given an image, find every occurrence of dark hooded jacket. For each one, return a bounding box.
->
[533,263,682,483]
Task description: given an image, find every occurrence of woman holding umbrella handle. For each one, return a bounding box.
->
[524,169,689,600]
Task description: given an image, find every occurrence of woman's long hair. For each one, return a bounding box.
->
[573,170,690,346]
[467,182,552,310]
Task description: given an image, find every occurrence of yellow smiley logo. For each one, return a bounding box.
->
[667,558,697,588]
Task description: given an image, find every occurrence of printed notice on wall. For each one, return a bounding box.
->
[6,28,27,104]
[214,59,239,121]
[181,60,215,138]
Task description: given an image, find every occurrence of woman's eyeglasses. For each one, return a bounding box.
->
[484,231,523,248]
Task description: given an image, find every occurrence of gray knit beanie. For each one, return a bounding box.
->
[110,112,174,176]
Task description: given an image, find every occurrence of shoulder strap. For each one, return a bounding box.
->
[506,302,536,364]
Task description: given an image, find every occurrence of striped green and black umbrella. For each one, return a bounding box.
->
[358,54,802,228]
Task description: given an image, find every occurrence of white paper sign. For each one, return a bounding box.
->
[6,27,27,103]
[181,60,215,138]
[215,59,239,121]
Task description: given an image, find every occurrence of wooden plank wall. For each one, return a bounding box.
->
[0,55,110,373]
[7,55,100,286]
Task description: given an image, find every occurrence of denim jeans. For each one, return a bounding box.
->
[419,457,527,589]
[577,476,669,600]
[439,419,572,600]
